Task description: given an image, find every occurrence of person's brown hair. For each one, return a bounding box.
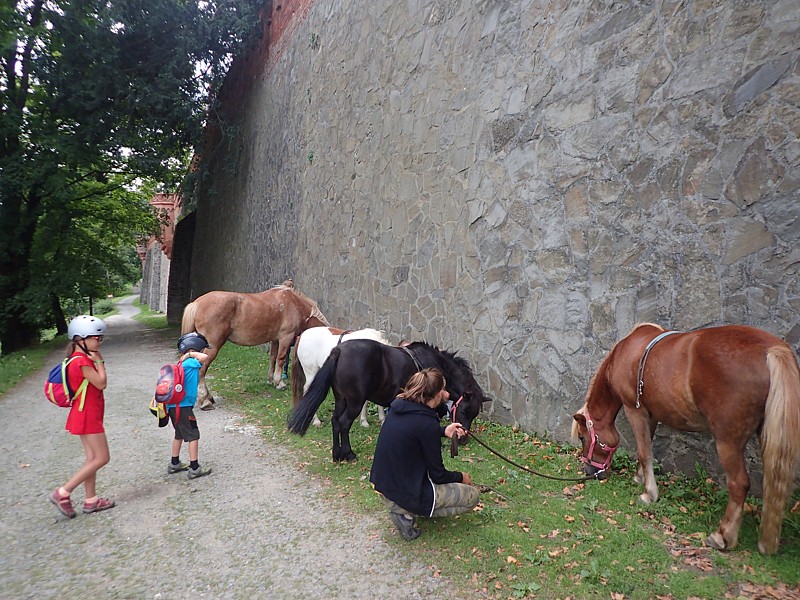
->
[398,368,446,404]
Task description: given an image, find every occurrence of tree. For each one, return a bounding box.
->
[0,0,264,353]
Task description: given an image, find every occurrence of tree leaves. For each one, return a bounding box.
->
[0,0,263,351]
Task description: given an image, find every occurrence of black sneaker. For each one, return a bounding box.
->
[389,512,420,540]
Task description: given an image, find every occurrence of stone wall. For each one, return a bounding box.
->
[190,0,800,480]
[140,240,169,313]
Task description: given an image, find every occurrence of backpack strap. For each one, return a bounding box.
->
[65,355,90,411]
[74,379,90,411]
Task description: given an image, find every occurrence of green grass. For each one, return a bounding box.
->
[0,338,65,396]
[207,342,800,600]
[132,298,171,329]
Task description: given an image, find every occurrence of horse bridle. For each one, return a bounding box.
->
[580,409,618,474]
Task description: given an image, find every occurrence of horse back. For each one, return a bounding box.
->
[332,340,412,408]
[611,324,781,433]
[194,288,314,346]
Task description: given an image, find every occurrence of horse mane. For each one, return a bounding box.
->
[265,281,330,326]
[407,341,474,375]
[631,322,665,334]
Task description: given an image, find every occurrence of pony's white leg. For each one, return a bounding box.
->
[634,462,645,485]
[359,403,370,428]
[377,405,385,424]
[623,406,659,504]
[706,439,749,551]
[638,461,658,504]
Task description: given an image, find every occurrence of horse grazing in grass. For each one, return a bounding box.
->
[292,326,389,428]
[181,281,330,409]
[572,323,800,555]
[288,340,491,462]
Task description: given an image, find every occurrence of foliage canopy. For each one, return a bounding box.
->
[0,0,264,352]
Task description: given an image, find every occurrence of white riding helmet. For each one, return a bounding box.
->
[67,315,108,340]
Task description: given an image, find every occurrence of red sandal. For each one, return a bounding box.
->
[50,489,76,519]
[83,497,116,514]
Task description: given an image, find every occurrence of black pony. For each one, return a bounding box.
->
[287,340,491,462]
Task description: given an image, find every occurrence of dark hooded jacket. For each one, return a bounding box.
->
[369,397,463,517]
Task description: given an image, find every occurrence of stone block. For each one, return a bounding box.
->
[723,219,775,264]
[726,138,785,207]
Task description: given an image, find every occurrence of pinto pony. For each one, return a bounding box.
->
[573,323,800,555]
[288,340,491,462]
[181,282,330,409]
[292,326,389,428]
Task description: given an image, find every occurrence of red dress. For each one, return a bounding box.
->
[64,353,105,435]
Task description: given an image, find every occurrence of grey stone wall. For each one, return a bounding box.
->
[191,0,800,479]
[140,243,169,313]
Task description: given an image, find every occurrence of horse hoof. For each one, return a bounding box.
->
[200,404,215,411]
[706,532,726,551]
[360,421,370,428]
[637,493,653,505]
[333,454,358,463]
[275,381,287,390]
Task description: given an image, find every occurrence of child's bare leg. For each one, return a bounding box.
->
[64,433,109,499]
[188,440,199,462]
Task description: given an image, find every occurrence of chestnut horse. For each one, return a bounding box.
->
[181,282,330,409]
[572,323,800,555]
[292,326,389,428]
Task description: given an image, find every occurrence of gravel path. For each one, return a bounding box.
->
[0,297,455,599]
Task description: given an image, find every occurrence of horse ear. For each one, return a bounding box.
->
[572,412,587,440]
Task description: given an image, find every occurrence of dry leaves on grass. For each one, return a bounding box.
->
[665,538,715,573]
[727,582,800,599]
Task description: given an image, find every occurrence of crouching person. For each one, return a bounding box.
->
[369,368,479,540]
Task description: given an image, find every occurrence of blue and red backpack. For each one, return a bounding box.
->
[44,357,89,410]
[153,361,187,423]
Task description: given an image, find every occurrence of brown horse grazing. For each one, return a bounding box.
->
[181,281,330,409]
[572,323,800,555]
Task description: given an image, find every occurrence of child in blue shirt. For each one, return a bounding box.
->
[167,332,212,479]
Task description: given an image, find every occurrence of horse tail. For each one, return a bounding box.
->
[288,347,339,435]
[758,344,800,555]
[181,301,197,334]
[291,342,306,407]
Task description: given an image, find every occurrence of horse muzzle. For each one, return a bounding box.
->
[581,461,610,480]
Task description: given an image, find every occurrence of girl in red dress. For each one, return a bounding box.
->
[50,315,115,518]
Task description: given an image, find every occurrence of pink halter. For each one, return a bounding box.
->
[580,410,618,473]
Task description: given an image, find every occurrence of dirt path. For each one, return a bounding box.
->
[0,297,453,598]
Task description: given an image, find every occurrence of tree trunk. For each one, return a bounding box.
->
[51,293,67,335]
